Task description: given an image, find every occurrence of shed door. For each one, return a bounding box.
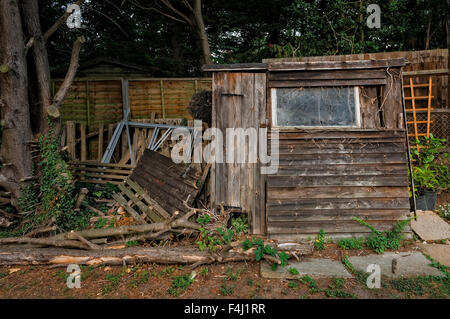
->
[212,72,266,234]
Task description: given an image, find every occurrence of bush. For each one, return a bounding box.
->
[188,90,212,126]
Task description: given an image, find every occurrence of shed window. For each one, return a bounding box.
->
[271,87,361,127]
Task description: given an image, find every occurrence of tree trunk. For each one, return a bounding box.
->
[193,0,212,65]
[0,0,34,199]
[21,0,52,135]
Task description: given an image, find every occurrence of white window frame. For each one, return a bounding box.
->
[271,87,361,129]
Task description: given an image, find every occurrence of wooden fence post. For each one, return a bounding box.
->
[160,79,166,118]
[80,123,87,161]
[86,81,91,129]
[98,123,104,161]
[67,121,76,160]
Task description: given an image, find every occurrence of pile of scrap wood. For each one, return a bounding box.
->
[0,150,314,267]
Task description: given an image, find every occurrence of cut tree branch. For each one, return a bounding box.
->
[47,36,85,119]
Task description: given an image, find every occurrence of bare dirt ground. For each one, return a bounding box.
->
[0,241,447,299]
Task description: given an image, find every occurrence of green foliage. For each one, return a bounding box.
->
[95,217,109,229]
[288,267,299,275]
[103,273,122,294]
[220,283,234,296]
[325,288,358,299]
[168,274,194,296]
[17,182,39,213]
[125,240,139,247]
[199,267,209,276]
[130,271,150,288]
[314,229,326,250]
[196,214,211,225]
[231,215,248,234]
[353,217,410,254]
[341,256,355,273]
[337,237,364,250]
[242,237,290,270]
[196,216,248,252]
[39,126,79,231]
[299,275,317,289]
[330,278,345,289]
[411,135,449,193]
[288,280,299,290]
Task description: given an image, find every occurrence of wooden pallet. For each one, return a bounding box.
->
[112,178,171,224]
[69,161,135,185]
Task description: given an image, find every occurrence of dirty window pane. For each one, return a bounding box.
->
[275,87,358,127]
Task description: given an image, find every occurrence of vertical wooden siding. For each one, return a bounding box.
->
[211,72,267,234]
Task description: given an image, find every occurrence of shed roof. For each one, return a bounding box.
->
[202,58,408,72]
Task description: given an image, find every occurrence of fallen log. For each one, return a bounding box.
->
[0,246,254,266]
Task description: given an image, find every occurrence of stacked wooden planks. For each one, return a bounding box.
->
[129,150,202,215]
[266,130,411,239]
[69,161,135,185]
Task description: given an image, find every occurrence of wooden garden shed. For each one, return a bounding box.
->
[203,58,413,240]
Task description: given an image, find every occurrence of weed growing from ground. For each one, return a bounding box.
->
[288,267,299,275]
[220,283,234,296]
[353,217,411,254]
[168,274,194,297]
[337,237,364,250]
[314,229,326,250]
[199,267,209,276]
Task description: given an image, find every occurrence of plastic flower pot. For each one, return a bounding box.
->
[414,195,428,210]
[423,190,437,210]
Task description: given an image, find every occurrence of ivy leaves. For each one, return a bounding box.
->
[242,238,290,270]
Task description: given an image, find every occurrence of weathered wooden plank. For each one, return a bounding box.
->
[268,59,407,71]
[268,69,387,81]
[267,175,408,187]
[277,153,407,165]
[272,131,405,140]
[80,124,87,161]
[359,86,380,129]
[267,198,410,210]
[70,161,134,168]
[126,179,170,219]
[268,209,409,221]
[254,72,267,235]
[269,79,386,87]
[267,220,410,234]
[67,121,76,160]
[118,183,163,223]
[267,186,409,199]
[276,143,405,154]
[111,192,147,224]
[69,167,133,175]
[97,124,104,161]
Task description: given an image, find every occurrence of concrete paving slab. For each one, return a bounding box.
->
[348,252,443,278]
[410,210,450,241]
[419,244,450,267]
[260,258,353,279]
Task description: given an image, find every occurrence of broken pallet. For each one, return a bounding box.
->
[112,178,171,224]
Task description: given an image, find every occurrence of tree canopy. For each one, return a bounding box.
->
[40,0,449,76]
